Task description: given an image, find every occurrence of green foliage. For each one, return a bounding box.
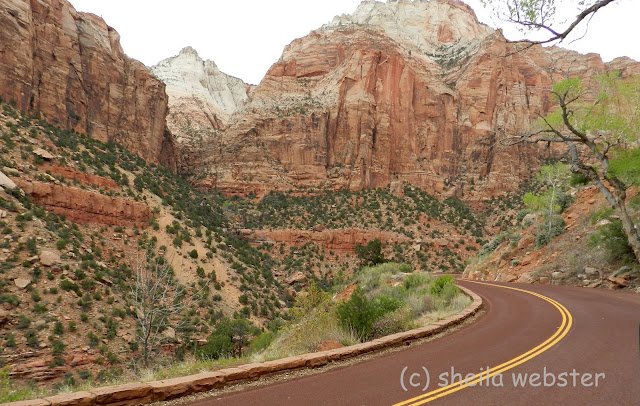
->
[535,216,566,248]
[430,275,455,296]
[480,234,506,256]
[197,317,256,360]
[523,192,546,212]
[609,147,640,186]
[354,238,385,266]
[335,287,380,340]
[569,173,590,187]
[589,219,635,264]
[524,163,572,216]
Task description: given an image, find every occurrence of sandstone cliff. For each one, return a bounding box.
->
[14,178,151,226]
[151,47,250,144]
[0,0,178,170]
[189,0,638,201]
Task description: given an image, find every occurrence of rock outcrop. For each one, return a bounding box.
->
[188,0,639,201]
[13,179,151,226]
[151,47,250,142]
[0,0,178,170]
[151,47,250,173]
[238,228,410,253]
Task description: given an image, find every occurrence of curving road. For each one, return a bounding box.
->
[182,281,640,405]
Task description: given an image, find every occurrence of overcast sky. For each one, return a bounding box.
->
[69,0,639,85]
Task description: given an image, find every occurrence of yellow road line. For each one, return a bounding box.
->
[393,281,573,406]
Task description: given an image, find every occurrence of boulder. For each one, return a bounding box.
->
[613,266,632,277]
[0,170,17,190]
[285,271,307,285]
[32,148,54,160]
[284,287,297,300]
[607,276,630,288]
[516,273,533,284]
[39,250,61,267]
[14,277,31,289]
[163,327,176,339]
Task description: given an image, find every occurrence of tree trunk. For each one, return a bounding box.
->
[617,198,640,264]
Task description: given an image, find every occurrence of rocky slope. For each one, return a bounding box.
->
[464,187,640,292]
[181,0,639,201]
[0,0,178,170]
[0,101,284,386]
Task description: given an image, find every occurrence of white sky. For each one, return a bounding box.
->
[69,0,640,85]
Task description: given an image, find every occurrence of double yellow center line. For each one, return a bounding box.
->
[393,281,573,406]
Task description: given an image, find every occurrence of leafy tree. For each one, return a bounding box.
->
[536,163,571,216]
[354,238,385,266]
[198,317,256,359]
[504,73,640,263]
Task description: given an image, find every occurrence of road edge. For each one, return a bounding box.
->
[5,284,483,406]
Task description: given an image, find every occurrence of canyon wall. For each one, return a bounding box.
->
[178,0,639,202]
[0,0,178,170]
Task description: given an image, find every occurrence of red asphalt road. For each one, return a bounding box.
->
[183,281,640,406]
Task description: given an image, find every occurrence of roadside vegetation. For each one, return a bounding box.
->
[252,263,470,361]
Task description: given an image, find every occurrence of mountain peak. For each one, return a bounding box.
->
[178,46,201,58]
[322,0,492,56]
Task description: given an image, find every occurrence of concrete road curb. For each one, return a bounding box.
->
[6,283,482,406]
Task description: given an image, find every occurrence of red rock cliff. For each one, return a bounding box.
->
[0,0,178,170]
[195,0,639,202]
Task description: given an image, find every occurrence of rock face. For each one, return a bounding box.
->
[151,47,250,173]
[0,0,178,170]
[152,47,250,140]
[188,0,639,201]
[238,228,410,253]
[14,179,151,226]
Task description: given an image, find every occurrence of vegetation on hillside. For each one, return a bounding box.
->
[253,263,469,361]
[0,100,284,399]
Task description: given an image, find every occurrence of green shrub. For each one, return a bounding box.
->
[589,219,635,263]
[336,287,378,339]
[197,317,255,360]
[371,307,412,337]
[569,173,590,186]
[590,207,615,225]
[248,330,274,354]
[197,334,233,360]
[53,321,64,335]
[535,216,566,248]
[430,275,455,296]
[403,273,430,290]
[189,249,198,259]
[516,209,533,225]
[336,288,402,340]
